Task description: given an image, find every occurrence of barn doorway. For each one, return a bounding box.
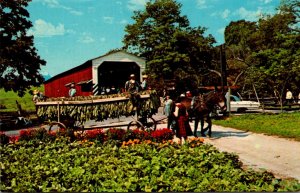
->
[97,61,140,93]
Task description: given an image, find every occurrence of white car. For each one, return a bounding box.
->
[228,95,261,113]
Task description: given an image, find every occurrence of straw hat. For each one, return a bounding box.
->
[130,74,135,78]
[33,90,39,94]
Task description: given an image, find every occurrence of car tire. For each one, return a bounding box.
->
[237,108,247,113]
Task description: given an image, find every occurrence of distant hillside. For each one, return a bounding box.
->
[0,86,44,112]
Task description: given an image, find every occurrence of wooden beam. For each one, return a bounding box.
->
[35,94,151,106]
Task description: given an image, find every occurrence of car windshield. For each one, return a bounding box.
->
[231,95,241,101]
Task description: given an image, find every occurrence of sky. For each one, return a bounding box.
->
[27,0,281,78]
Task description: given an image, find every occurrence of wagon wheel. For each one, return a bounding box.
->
[142,117,156,131]
[72,121,85,138]
[60,118,85,135]
[127,120,144,130]
[48,121,66,132]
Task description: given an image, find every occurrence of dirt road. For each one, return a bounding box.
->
[197,124,300,181]
[156,119,300,181]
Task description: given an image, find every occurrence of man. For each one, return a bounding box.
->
[163,95,174,130]
[186,91,192,98]
[110,85,117,94]
[141,75,148,90]
[125,74,140,93]
[69,83,77,97]
[125,74,141,112]
[32,90,39,103]
[285,89,293,105]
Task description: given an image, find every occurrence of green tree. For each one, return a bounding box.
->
[123,0,215,93]
[0,0,46,96]
[224,20,257,89]
[247,0,300,105]
[223,0,300,103]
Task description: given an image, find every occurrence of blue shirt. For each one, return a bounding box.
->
[69,88,76,97]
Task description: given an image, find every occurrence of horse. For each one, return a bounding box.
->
[180,90,227,137]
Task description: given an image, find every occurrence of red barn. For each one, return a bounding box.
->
[44,51,146,98]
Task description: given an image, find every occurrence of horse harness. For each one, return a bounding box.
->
[192,94,207,111]
[192,91,225,112]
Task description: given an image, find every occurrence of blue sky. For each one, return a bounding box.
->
[27,0,281,77]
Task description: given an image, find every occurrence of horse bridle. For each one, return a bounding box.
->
[214,94,227,111]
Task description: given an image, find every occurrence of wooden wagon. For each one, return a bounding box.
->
[35,90,161,132]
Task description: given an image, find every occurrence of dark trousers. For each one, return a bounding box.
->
[167,116,172,129]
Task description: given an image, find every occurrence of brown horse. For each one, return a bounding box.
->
[181,91,227,137]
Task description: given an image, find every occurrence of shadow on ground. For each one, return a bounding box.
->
[195,130,249,139]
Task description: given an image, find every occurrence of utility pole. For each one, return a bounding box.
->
[220,44,227,90]
[220,44,230,114]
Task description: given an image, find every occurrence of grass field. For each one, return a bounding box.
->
[214,112,300,141]
[0,86,44,112]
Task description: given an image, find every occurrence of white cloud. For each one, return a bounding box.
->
[221,9,230,19]
[260,0,272,4]
[103,16,114,24]
[100,37,106,42]
[217,27,225,35]
[87,7,96,13]
[65,8,83,16]
[78,33,95,44]
[234,7,263,21]
[127,0,148,11]
[120,19,128,25]
[210,12,217,17]
[210,9,231,20]
[40,70,51,76]
[42,0,59,7]
[197,0,208,9]
[28,19,65,37]
[37,0,83,16]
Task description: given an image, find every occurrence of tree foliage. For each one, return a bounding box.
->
[224,0,300,101]
[123,0,215,93]
[0,0,46,96]
[248,0,300,101]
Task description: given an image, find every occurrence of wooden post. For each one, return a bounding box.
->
[252,84,260,103]
[227,87,231,116]
[57,103,60,123]
[220,44,227,91]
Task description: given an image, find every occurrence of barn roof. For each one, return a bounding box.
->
[91,50,145,61]
[91,50,146,69]
[44,50,144,84]
[44,59,92,84]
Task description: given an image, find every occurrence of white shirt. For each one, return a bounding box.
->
[286,91,293,99]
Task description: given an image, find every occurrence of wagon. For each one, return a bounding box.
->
[35,90,161,133]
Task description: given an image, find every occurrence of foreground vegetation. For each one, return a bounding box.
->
[214,112,300,141]
[1,128,300,192]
